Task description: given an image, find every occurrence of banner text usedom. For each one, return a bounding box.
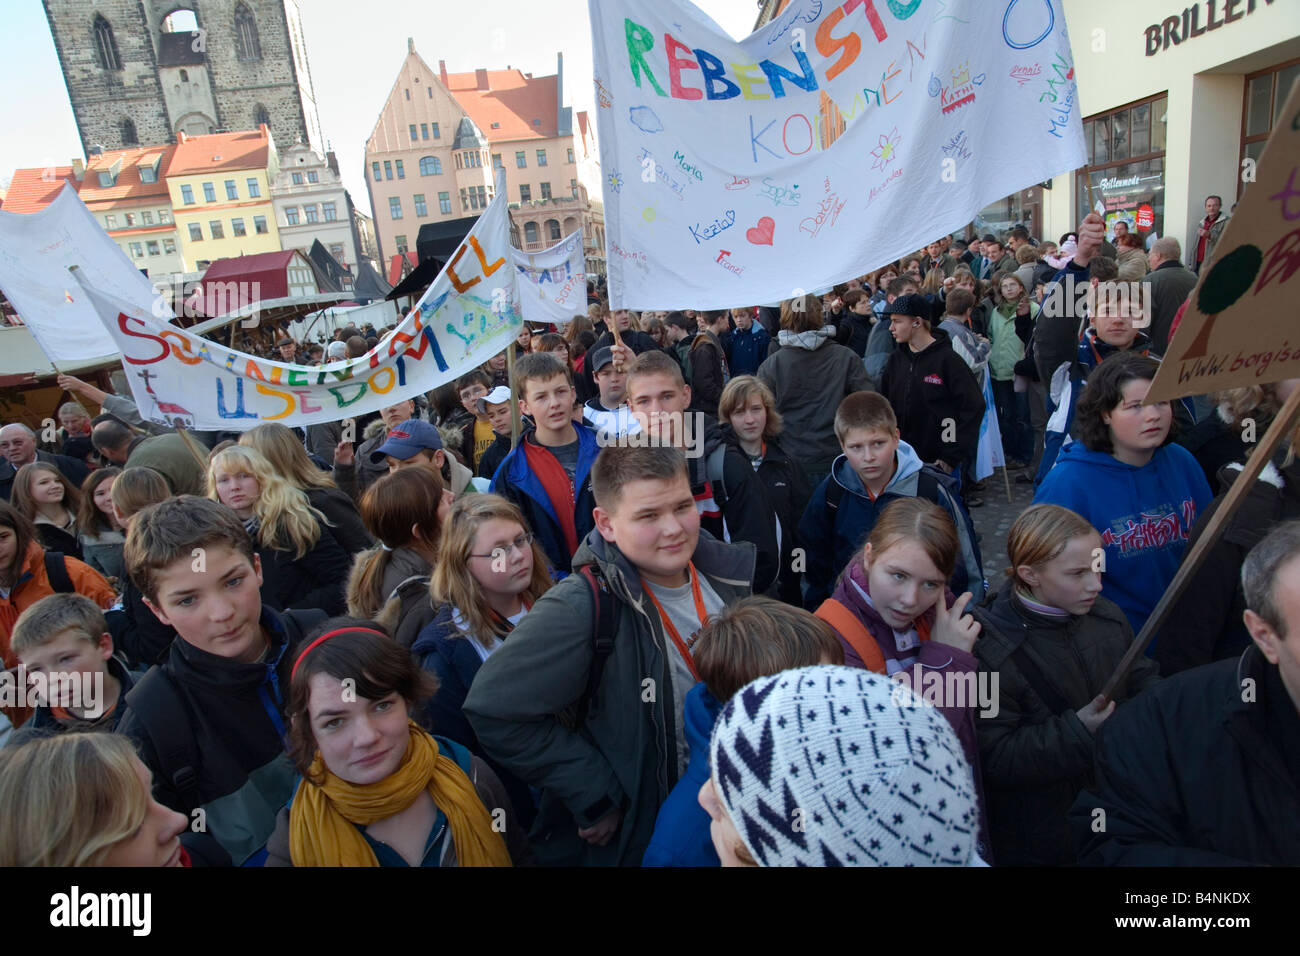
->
[84,191,519,431]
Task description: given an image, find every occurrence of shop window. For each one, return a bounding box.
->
[1241,59,1300,199]
[1076,94,1168,242]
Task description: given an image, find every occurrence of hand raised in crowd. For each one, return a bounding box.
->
[932,591,981,654]
[1073,212,1106,267]
[1016,296,1031,317]
[334,440,354,467]
[609,342,634,372]
[57,372,108,405]
[577,807,623,846]
[943,276,956,292]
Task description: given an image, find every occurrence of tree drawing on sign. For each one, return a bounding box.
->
[1179,244,1262,360]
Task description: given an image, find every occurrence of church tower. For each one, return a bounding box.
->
[43,0,323,155]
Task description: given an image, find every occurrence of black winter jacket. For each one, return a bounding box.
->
[306,485,373,556]
[1156,457,1300,676]
[256,519,350,616]
[972,587,1160,866]
[879,329,984,470]
[690,417,780,594]
[1072,645,1300,865]
[834,313,873,358]
[111,576,177,668]
[688,331,728,417]
[720,425,810,605]
[117,607,326,866]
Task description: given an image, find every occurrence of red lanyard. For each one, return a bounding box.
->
[642,563,704,682]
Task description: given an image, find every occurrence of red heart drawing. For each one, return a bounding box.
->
[746,216,775,246]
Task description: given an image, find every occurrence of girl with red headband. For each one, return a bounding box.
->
[265,619,525,867]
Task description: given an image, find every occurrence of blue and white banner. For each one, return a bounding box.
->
[512,230,587,326]
[77,190,521,430]
[590,0,1086,307]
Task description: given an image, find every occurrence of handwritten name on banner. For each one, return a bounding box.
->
[590,0,1085,307]
[512,230,587,326]
[79,193,520,430]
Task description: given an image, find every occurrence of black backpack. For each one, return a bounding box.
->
[42,551,75,594]
[568,564,618,729]
[124,608,327,813]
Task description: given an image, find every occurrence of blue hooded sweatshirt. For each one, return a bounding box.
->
[798,440,985,609]
[642,683,723,867]
[1034,441,1212,644]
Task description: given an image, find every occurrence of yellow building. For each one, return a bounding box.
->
[77,145,187,277]
[166,126,282,270]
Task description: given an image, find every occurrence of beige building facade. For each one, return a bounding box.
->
[364,40,605,275]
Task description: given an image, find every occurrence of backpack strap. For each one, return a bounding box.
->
[573,564,617,727]
[43,551,74,594]
[1007,644,1073,716]
[815,598,888,675]
[706,444,729,503]
[125,667,203,814]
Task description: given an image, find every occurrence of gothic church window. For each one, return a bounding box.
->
[93,15,122,71]
[235,3,261,61]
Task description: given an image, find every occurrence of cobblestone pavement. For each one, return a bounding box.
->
[968,465,1037,584]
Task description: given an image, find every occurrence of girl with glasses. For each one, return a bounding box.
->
[413,494,552,827]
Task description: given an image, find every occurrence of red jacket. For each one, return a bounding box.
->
[2,542,115,726]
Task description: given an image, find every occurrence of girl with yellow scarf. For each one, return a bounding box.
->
[264,620,519,867]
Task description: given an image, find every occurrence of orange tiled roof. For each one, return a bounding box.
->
[79,146,174,203]
[2,167,77,214]
[168,128,271,177]
[445,69,558,141]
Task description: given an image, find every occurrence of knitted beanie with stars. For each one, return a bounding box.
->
[708,665,980,866]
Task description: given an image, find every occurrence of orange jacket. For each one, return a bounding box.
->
[2,543,115,727]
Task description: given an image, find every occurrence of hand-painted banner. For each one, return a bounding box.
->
[1147,79,1300,402]
[590,0,1086,308]
[76,192,520,430]
[0,186,167,362]
[512,230,587,325]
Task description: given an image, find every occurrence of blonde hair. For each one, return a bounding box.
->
[718,376,783,438]
[110,467,171,520]
[430,493,552,647]
[1004,504,1099,589]
[206,445,327,559]
[241,423,336,491]
[0,733,149,867]
[1216,382,1299,466]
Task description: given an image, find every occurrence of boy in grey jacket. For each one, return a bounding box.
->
[464,445,755,865]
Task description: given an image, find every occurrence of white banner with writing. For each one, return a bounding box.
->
[512,230,587,325]
[590,0,1086,307]
[77,191,520,430]
[0,186,168,362]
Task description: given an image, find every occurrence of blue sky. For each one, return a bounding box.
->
[0,0,759,216]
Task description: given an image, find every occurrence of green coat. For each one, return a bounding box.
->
[463,528,755,866]
[972,586,1160,866]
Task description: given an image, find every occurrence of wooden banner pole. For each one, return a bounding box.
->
[1100,384,1300,700]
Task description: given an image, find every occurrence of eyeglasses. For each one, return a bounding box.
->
[469,532,535,559]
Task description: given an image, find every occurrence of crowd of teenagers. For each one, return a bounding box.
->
[2,206,1299,869]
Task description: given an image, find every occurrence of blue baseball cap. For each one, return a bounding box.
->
[371,418,443,464]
